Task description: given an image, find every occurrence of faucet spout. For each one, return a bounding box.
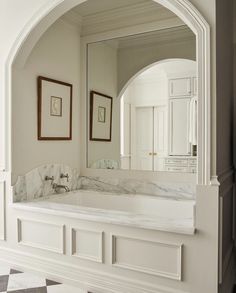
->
[52,183,70,193]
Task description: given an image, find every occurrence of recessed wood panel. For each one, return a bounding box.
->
[17,218,65,254]
[71,228,103,263]
[111,235,182,280]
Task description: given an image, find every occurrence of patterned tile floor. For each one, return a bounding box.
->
[0,263,84,293]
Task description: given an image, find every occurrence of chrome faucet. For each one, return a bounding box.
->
[45,176,54,182]
[52,183,70,193]
[60,173,69,182]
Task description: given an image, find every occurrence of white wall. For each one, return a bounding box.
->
[87,42,120,167]
[12,19,81,182]
[128,75,168,107]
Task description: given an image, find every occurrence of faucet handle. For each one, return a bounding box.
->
[60,173,69,182]
[45,176,54,182]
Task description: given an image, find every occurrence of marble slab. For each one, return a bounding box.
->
[12,192,195,235]
[13,165,196,203]
[13,164,80,202]
[78,176,196,200]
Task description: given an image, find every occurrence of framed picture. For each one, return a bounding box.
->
[37,76,72,140]
[90,91,113,141]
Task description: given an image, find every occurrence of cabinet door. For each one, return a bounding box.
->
[169,98,191,156]
[169,78,191,97]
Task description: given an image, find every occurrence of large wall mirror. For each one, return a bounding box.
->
[87,25,197,174]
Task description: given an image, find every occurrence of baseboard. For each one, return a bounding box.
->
[0,247,188,293]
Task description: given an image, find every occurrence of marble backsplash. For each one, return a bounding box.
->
[13,164,80,202]
[13,164,196,202]
[79,176,196,200]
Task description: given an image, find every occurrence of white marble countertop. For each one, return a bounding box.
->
[12,191,196,235]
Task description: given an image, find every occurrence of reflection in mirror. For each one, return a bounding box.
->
[120,59,197,172]
[87,28,197,173]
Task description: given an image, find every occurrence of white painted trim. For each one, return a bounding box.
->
[0,247,189,293]
[71,227,104,263]
[110,234,183,281]
[17,218,65,254]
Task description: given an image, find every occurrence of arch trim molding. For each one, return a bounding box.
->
[4,0,211,185]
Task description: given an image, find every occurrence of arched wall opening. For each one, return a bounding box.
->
[5,0,211,185]
[118,58,196,100]
[119,58,197,172]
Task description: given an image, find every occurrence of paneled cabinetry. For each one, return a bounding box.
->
[166,76,197,173]
[169,77,192,97]
[165,157,197,173]
[169,98,191,156]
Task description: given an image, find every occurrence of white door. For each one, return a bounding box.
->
[131,107,153,171]
[154,106,167,171]
[169,98,191,156]
[169,78,192,97]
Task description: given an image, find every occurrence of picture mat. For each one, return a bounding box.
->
[41,80,71,137]
[91,94,112,140]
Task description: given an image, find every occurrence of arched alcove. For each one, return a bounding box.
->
[5,0,211,185]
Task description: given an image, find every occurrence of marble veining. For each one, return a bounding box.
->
[13,164,196,203]
[78,176,196,200]
[13,164,80,202]
[12,190,195,235]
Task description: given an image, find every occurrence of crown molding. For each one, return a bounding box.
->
[82,2,170,26]
[82,16,184,37]
[61,10,83,32]
[62,1,185,36]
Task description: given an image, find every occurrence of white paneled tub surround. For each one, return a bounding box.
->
[12,190,196,235]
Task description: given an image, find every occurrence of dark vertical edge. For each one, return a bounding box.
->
[89,91,94,141]
[69,84,73,140]
[37,76,42,140]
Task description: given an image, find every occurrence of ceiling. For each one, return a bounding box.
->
[73,0,152,17]
[104,26,195,50]
[63,0,185,37]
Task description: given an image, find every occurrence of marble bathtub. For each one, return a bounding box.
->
[13,190,196,235]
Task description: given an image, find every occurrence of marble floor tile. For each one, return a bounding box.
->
[7,273,46,291]
[9,288,47,293]
[0,264,11,277]
[0,262,85,293]
[47,283,84,293]
[0,275,9,292]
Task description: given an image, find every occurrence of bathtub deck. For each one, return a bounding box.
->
[12,191,195,235]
